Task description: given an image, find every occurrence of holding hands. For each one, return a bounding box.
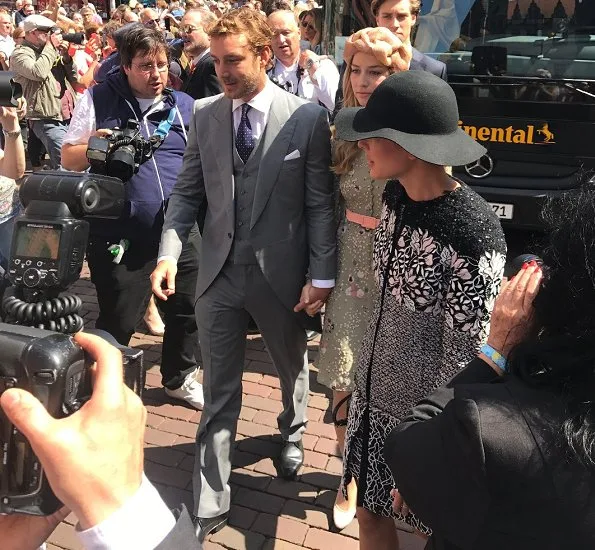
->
[294,280,331,317]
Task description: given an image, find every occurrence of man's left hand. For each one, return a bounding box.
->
[0,507,69,550]
[294,281,331,314]
[0,98,26,131]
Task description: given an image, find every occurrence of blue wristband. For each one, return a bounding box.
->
[481,343,508,372]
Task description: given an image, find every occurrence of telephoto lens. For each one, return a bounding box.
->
[62,32,85,44]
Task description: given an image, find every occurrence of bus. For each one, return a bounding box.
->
[324,0,595,229]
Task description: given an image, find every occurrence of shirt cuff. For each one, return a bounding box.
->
[312,279,335,288]
[157,255,178,265]
[76,474,176,550]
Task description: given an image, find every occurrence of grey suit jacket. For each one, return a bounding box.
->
[159,84,336,312]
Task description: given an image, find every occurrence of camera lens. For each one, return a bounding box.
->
[82,183,100,213]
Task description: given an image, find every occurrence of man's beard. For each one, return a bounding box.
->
[222,70,260,100]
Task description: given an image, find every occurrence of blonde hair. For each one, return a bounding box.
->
[333,27,411,175]
[208,7,273,54]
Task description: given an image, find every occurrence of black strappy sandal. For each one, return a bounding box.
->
[332,393,352,427]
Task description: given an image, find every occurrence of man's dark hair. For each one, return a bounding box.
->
[119,25,169,68]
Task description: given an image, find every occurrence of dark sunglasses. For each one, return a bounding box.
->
[301,20,314,32]
[144,18,160,27]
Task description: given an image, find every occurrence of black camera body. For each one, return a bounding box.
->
[87,119,162,183]
[0,324,92,515]
[0,324,145,516]
[7,172,126,292]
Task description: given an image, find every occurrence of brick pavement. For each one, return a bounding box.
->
[47,267,425,550]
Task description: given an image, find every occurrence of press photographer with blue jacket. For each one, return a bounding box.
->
[61,26,205,409]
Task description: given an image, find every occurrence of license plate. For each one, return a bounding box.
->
[489,202,514,220]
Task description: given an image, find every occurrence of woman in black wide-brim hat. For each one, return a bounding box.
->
[333,70,507,548]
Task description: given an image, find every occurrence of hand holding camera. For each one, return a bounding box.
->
[0,331,146,530]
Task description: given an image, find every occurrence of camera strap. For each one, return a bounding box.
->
[153,108,177,141]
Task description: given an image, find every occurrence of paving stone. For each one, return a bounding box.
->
[303,449,330,469]
[229,503,259,530]
[262,540,305,550]
[210,524,266,549]
[144,445,187,468]
[303,528,359,550]
[159,418,200,439]
[252,512,309,545]
[314,437,340,457]
[144,402,197,421]
[145,460,192,489]
[243,394,284,413]
[243,379,273,397]
[230,467,271,490]
[266,477,318,503]
[144,426,179,446]
[281,499,331,530]
[235,486,285,515]
[239,406,258,421]
[300,467,341,491]
[302,433,319,451]
[237,418,275,438]
[326,456,343,474]
[306,421,336,440]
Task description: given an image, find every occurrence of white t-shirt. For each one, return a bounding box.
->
[63,91,164,146]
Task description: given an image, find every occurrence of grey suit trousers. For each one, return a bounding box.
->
[193,262,309,518]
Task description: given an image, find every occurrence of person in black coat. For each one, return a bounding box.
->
[384,187,595,549]
[180,8,222,100]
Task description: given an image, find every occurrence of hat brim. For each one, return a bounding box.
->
[335,107,487,167]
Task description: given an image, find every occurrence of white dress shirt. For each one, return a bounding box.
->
[271,57,340,112]
[0,34,15,60]
[77,474,178,550]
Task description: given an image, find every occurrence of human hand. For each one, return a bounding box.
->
[0,102,23,132]
[299,49,319,69]
[390,488,410,517]
[49,30,63,49]
[487,261,543,358]
[294,281,331,314]
[94,128,113,138]
[86,34,102,60]
[150,259,177,301]
[0,332,146,531]
[0,507,69,550]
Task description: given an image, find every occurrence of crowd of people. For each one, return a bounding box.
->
[0,0,595,549]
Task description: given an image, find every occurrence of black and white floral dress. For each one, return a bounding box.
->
[342,179,506,531]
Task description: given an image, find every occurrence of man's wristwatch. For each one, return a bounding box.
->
[2,129,21,140]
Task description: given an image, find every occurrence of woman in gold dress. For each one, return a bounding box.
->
[312,27,411,530]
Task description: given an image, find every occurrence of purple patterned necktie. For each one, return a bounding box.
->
[236,103,255,163]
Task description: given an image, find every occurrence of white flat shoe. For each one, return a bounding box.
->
[333,500,356,530]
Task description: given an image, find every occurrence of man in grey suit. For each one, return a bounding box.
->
[151,7,336,542]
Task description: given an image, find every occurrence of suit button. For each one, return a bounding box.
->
[227,233,232,238]
[238,221,244,226]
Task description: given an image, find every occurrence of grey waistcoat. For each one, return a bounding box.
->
[228,131,265,264]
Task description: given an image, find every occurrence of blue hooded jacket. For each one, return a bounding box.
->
[89,71,195,242]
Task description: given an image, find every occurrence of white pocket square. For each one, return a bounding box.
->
[284,150,301,161]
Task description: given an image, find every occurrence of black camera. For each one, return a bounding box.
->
[87,119,163,183]
[7,172,126,293]
[0,72,23,108]
[0,323,144,516]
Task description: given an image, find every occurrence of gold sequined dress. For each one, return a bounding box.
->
[316,152,386,391]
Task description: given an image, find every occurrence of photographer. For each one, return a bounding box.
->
[0,332,198,550]
[11,14,75,169]
[61,26,204,410]
[266,10,339,111]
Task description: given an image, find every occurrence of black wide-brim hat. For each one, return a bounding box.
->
[335,70,486,167]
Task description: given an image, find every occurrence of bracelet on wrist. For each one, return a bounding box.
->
[2,128,21,139]
[480,342,508,372]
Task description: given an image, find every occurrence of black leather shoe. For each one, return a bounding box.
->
[193,512,228,543]
[274,440,304,480]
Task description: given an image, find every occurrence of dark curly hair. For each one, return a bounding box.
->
[509,184,595,468]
